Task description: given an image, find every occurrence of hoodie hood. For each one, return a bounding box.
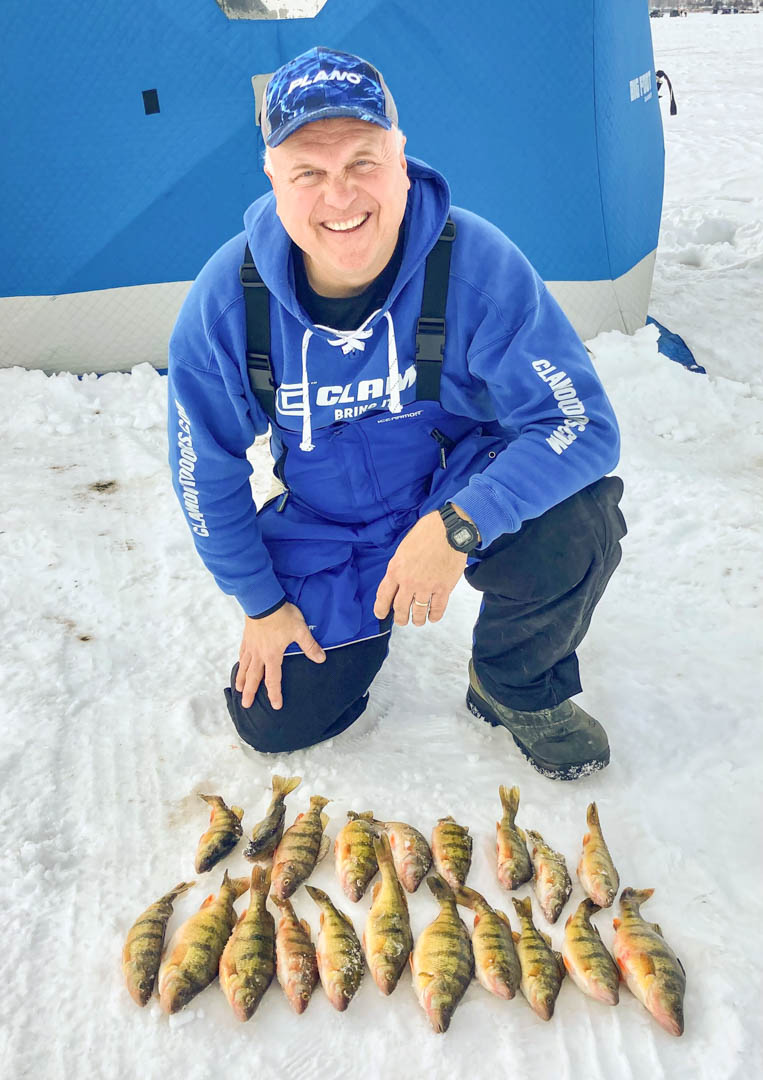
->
[242,156,451,333]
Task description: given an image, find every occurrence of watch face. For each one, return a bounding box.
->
[453,525,474,548]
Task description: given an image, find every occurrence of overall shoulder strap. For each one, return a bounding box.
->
[240,244,276,421]
[416,216,456,401]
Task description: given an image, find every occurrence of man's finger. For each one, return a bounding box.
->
[264,657,284,711]
[392,589,413,626]
[241,660,264,709]
[373,574,397,619]
[427,592,448,623]
[410,595,430,627]
[298,629,326,664]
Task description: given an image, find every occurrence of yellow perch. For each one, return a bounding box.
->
[158,870,249,1013]
[305,886,364,1011]
[562,898,619,1005]
[431,816,472,889]
[122,881,195,1006]
[371,818,432,893]
[496,785,533,890]
[194,794,244,874]
[410,874,474,1033]
[454,884,520,1000]
[335,810,378,902]
[243,774,301,862]
[363,832,413,995]
[526,829,572,923]
[613,888,686,1037]
[577,802,619,908]
[219,866,275,1021]
[512,896,565,1021]
[272,895,319,1014]
[271,795,331,900]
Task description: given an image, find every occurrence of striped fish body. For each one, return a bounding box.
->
[335,811,378,902]
[454,885,520,1000]
[273,896,319,1014]
[431,816,472,889]
[157,871,250,1013]
[306,886,364,1011]
[410,874,474,1033]
[363,833,413,995]
[562,898,619,1005]
[577,802,619,908]
[613,888,685,1036]
[372,819,432,893]
[271,795,330,900]
[496,785,533,890]
[219,866,276,1021]
[512,897,565,1021]
[122,881,195,1006]
[244,774,302,862]
[195,794,244,874]
[526,829,572,924]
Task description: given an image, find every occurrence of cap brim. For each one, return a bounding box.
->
[266,106,392,148]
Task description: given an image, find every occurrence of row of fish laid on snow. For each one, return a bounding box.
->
[122,777,685,1036]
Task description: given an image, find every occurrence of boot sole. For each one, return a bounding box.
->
[466,688,609,782]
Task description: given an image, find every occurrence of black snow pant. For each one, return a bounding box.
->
[225,475,626,754]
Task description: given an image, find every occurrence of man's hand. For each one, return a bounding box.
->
[373,509,471,627]
[236,602,326,710]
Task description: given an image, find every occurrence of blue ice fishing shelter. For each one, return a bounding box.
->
[1,0,664,372]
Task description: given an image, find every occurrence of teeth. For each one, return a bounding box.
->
[324,213,369,232]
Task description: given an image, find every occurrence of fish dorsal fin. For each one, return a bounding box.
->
[317,834,331,863]
[320,812,330,830]
[232,806,244,821]
[650,922,664,938]
[299,918,311,937]
[541,931,552,948]
[496,909,512,930]
[372,881,382,903]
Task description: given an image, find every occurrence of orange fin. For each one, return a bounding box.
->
[612,918,621,929]
[200,893,215,909]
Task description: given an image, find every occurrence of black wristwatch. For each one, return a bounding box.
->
[438,502,481,553]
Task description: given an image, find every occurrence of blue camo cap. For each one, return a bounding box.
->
[262,47,398,148]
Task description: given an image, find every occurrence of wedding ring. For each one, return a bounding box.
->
[412,598,431,607]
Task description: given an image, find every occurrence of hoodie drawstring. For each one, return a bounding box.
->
[298,309,403,452]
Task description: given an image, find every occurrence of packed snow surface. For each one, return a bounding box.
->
[1,14,762,1080]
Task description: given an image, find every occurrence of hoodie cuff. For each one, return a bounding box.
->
[450,482,520,550]
[236,574,287,620]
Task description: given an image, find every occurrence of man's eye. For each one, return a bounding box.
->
[352,160,375,170]
[293,170,318,185]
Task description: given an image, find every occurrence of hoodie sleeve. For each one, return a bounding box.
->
[449,280,620,549]
[167,297,286,618]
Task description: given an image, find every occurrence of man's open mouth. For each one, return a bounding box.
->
[322,212,371,234]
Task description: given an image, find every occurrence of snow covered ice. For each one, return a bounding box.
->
[1,14,762,1080]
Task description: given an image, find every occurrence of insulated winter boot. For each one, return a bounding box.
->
[466,660,610,781]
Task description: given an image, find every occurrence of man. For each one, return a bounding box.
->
[168,47,626,780]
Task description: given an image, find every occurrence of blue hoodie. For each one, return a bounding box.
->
[168,157,619,651]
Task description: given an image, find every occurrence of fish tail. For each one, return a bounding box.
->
[498,785,519,824]
[586,802,600,828]
[165,881,196,903]
[250,865,271,897]
[512,896,533,921]
[620,887,654,910]
[305,885,329,906]
[230,875,252,899]
[348,809,375,821]
[272,774,302,798]
[452,884,482,910]
[310,795,330,812]
[373,831,394,869]
[426,873,456,906]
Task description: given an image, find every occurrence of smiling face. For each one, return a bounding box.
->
[264,118,410,297]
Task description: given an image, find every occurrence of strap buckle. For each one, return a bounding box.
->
[415,316,446,364]
[239,264,265,287]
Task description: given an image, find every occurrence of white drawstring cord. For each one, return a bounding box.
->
[297,309,403,452]
[299,328,315,452]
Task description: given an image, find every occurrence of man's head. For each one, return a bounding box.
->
[261,48,409,298]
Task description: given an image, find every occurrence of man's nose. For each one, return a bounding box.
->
[322,174,356,211]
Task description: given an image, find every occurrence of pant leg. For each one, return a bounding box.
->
[224,631,391,753]
[465,475,627,711]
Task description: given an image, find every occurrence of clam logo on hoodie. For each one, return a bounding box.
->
[276,364,417,423]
